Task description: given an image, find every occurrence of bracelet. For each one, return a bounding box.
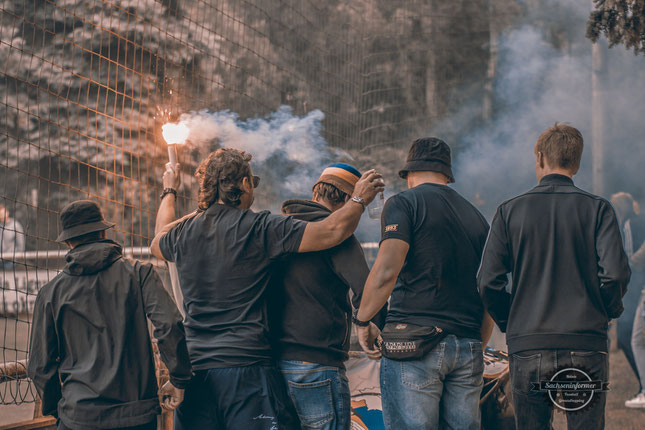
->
[352,310,370,327]
[160,188,177,200]
[350,196,366,211]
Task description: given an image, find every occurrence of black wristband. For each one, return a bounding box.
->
[160,188,177,200]
[352,310,370,327]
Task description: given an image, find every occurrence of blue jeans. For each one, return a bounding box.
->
[278,360,350,430]
[509,349,608,430]
[632,289,645,394]
[380,334,484,430]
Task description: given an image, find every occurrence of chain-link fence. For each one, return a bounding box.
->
[1,0,501,408]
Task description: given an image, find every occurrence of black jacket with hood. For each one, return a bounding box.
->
[27,240,192,429]
[269,200,386,368]
[478,175,631,354]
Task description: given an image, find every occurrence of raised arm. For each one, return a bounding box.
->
[298,170,384,253]
[151,163,182,260]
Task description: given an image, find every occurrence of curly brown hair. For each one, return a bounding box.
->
[195,148,252,210]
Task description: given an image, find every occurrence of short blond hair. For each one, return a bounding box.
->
[535,122,583,170]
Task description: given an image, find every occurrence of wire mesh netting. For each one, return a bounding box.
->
[1,0,498,407]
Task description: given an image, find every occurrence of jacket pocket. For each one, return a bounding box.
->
[287,379,334,428]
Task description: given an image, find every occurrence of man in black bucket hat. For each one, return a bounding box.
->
[397,137,455,183]
[354,137,494,429]
[28,200,192,430]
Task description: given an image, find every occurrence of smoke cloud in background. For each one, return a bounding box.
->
[173,0,645,243]
[445,0,645,219]
[176,106,354,212]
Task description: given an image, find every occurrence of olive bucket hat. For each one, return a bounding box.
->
[56,200,115,242]
[398,137,455,183]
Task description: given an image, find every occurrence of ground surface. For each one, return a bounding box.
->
[1,318,645,428]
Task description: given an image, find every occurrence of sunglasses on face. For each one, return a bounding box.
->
[252,175,261,188]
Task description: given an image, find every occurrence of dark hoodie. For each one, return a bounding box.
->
[269,200,386,369]
[27,240,192,429]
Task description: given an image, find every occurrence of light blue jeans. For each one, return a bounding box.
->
[380,334,484,430]
[632,289,645,394]
[278,360,351,430]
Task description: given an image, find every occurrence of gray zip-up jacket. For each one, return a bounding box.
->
[27,240,192,429]
[478,174,631,354]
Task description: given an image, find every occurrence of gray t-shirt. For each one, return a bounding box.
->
[159,204,306,369]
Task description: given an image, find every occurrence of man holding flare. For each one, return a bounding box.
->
[151,148,383,429]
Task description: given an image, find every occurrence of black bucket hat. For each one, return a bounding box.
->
[398,137,455,183]
[56,200,114,242]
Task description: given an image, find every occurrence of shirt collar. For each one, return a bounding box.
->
[539,174,574,186]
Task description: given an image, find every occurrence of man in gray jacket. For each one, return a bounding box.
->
[478,123,630,429]
[28,200,192,430]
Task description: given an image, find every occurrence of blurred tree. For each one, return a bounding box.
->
[587,0,645,54]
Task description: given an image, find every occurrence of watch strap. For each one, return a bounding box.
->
[352,311,370,327]
[160,188,177,200]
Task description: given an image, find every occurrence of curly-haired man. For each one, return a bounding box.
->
[151,148,383,429]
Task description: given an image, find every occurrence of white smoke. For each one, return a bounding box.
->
[176,106,347,205]
[445,1,645,218]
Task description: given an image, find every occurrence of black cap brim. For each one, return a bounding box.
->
[398,160,455,183]
[56,220,115,242]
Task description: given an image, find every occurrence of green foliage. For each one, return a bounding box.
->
[587,0,645,54]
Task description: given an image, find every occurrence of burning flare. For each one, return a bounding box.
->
[162,122,190,145]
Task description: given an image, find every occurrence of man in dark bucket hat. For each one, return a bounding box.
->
[354,138,494,429]
[29,200,192,430]
[398,137,455,183]
[55,199,115,242]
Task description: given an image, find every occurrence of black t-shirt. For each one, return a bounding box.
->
[381,183,489,339]
[159,204,306,369]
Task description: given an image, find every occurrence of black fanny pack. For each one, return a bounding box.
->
[377,322,447,361]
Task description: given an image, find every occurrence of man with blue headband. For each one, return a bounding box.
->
[269,163,386,430]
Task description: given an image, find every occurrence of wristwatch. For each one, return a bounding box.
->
[352,310,370,327]
[351,196,366,211]
[160,188,177,200]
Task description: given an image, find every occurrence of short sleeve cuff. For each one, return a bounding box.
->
[158,233,174,262]
[284,220,307,254]
[380,233,410,245]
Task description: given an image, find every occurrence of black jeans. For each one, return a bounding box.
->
[174,365,300,430]
[509,349,608,430]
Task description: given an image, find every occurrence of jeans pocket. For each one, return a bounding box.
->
[570,351,608,381]
[287,379,334,428]
[510,352,541,395]
[469,341,484,377]
[400,342,445,389]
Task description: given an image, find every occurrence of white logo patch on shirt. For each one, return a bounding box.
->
[385,224,398,232]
